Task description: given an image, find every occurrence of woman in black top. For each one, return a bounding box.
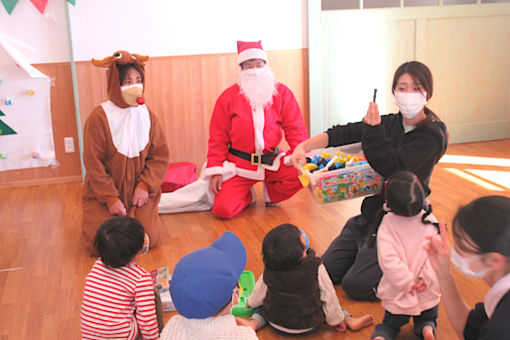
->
[290,61,448,300]
[425,196,510,340]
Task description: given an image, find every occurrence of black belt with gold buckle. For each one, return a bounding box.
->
[229,147,280,166]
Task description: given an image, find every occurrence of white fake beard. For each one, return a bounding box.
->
[238,66,277,108]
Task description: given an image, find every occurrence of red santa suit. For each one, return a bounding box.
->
[204,44,308,218]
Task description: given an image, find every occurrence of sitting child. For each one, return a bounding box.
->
[238,223,374,336]
[161,231,258,339]
[80,216,162,340]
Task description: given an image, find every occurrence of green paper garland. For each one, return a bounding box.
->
[1,0,19,14]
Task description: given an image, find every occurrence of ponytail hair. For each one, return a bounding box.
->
[421,203,440,234]
[368,171,440,248]
[367,205,388,248]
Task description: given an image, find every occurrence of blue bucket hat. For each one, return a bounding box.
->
[170,231,247,319]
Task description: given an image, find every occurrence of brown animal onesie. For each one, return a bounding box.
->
[81,51,169,255]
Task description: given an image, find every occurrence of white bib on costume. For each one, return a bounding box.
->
[248,104,283,175]
[101,101,151,158]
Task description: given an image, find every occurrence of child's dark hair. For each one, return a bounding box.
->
[368,171,439,247]
[94,216,145,268]
[452,195,510,258]
[262,224,306,271]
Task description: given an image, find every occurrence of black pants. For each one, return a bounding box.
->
[371,305,439,340]
[322,214,381,300]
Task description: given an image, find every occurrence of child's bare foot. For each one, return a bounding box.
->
[345,314,374,331]
[422,325,435,340]
[235,317,260,331]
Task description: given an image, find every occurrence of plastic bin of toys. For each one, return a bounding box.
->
[303,142,384,204]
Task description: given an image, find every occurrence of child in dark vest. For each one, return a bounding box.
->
[237,223,374,336]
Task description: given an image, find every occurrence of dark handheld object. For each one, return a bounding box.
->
[372,88,377,103]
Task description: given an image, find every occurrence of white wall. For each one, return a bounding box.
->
[0,0,70,63]
[0,0,307,64]
[68,0,308,61]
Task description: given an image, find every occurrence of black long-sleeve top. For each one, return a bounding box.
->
[464,291,510,340]
[326,113,448,224]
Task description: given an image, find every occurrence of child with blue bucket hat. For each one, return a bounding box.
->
[161,231,258,339]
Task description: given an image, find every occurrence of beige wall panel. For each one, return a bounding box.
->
[75,62,108,128]
[0,62,82,187]
[315,3,510,143]
[424,16,510,142]
[383,20,417,114]
[322,19,415,127]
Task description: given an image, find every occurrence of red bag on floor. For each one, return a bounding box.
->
[160,162,198,193]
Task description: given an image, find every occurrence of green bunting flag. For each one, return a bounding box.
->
[0,110,17,136]
[67,0,75,5]
[1,0,19,14]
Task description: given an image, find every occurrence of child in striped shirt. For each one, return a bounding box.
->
[80,216,162,340]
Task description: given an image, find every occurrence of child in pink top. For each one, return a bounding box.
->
[370,171,441,340]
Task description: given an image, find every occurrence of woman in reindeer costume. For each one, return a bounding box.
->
[81,51,169,255]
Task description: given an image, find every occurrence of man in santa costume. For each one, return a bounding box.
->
[204,41,309,219]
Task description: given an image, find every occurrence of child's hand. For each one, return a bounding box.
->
[409,278,427,296]
[424,221,451,275]
[335,320,347,332]
[235,317,245,326]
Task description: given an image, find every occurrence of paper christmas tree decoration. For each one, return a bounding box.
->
[0,110,16,135]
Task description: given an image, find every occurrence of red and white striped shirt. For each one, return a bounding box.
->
[80,259,159,340]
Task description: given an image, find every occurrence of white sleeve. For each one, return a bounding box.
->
[246,274,267,308]
[318,264,345,326]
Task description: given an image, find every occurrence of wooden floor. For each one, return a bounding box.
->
[1,139,509,340]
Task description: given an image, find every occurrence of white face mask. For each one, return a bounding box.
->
[394,92,427,119]
[120,84,144,106]
[450,247,490,278]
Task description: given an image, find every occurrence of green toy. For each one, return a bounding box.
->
[231,270,256,317]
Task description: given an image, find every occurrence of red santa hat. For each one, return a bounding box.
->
[237,40,268,65]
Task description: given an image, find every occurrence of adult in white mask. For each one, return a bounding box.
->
[81,51,169,256]
[425,196,510,340]
[290,61,448,301]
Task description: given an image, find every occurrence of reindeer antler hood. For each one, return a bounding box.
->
[92,51,149,108]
